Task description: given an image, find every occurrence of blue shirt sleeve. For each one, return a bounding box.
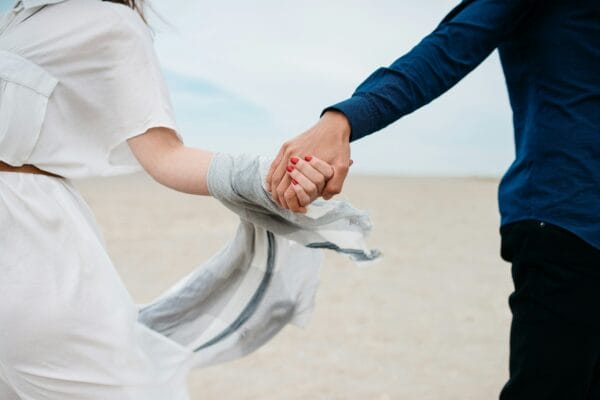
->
[326,0,536,141]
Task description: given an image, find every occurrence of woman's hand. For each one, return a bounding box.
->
[280,156,334,213]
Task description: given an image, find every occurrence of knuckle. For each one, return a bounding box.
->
[283,144,294,155]
[327,184,342,195]
[337,164,349,174]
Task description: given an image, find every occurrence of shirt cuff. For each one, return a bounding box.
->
[322,95,378,142]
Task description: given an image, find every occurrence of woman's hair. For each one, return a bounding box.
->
[103,0,146,22]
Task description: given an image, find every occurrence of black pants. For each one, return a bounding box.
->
[499,221,600,400]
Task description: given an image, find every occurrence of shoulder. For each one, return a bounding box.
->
[3,0,161,86]
[37,0,156,66]
[98,0,153,42]
[44,0,153,45]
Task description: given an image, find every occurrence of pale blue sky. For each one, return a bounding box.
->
[2,0,517,176]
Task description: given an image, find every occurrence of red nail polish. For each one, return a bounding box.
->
[291,179,298,185]
[304,156,313,162]
[290,157,299,165]
[286,166,294,172]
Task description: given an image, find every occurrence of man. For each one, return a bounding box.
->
[267,0,600,398]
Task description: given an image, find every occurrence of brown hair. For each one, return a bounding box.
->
[103,0,146,22]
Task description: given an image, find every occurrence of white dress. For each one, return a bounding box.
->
[0,1,194,398]
[0,1,379,399]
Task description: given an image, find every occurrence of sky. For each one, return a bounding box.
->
[1,0,517,176]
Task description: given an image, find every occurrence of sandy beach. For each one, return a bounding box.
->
[75,174,513,400]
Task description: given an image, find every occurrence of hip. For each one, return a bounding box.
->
[501,220,600,329]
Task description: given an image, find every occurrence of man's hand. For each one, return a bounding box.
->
[267,111,352,210]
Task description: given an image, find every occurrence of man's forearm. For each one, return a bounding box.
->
[326,0,536,141]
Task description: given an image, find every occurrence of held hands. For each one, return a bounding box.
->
[267,111,353,212]
[280,156,334,213]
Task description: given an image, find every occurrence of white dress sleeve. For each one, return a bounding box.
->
[16,1,180,178]
[96,8,180,169]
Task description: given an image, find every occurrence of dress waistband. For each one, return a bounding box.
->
[0,161,62,178]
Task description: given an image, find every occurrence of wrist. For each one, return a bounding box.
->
[321,110,351,142]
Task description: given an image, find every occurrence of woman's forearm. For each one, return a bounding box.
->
[128,127,214,195]
[149,145,213,195]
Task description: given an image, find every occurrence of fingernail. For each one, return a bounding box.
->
[304,156,313,162]
[286,166,294,172]
[291,179,298,185]
[290,157,299,165]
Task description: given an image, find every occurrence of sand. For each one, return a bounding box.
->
[75,174,513,400]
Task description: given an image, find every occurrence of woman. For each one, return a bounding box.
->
[0,0,377,399]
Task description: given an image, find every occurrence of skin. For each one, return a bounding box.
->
[128,128,214,195]
[267,110,352,212]
[284,156,335,213]
[127,127,330,208]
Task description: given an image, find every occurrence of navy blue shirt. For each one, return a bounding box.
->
[327,0,600,249]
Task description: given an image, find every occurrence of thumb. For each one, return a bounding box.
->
[266,151,284,190]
